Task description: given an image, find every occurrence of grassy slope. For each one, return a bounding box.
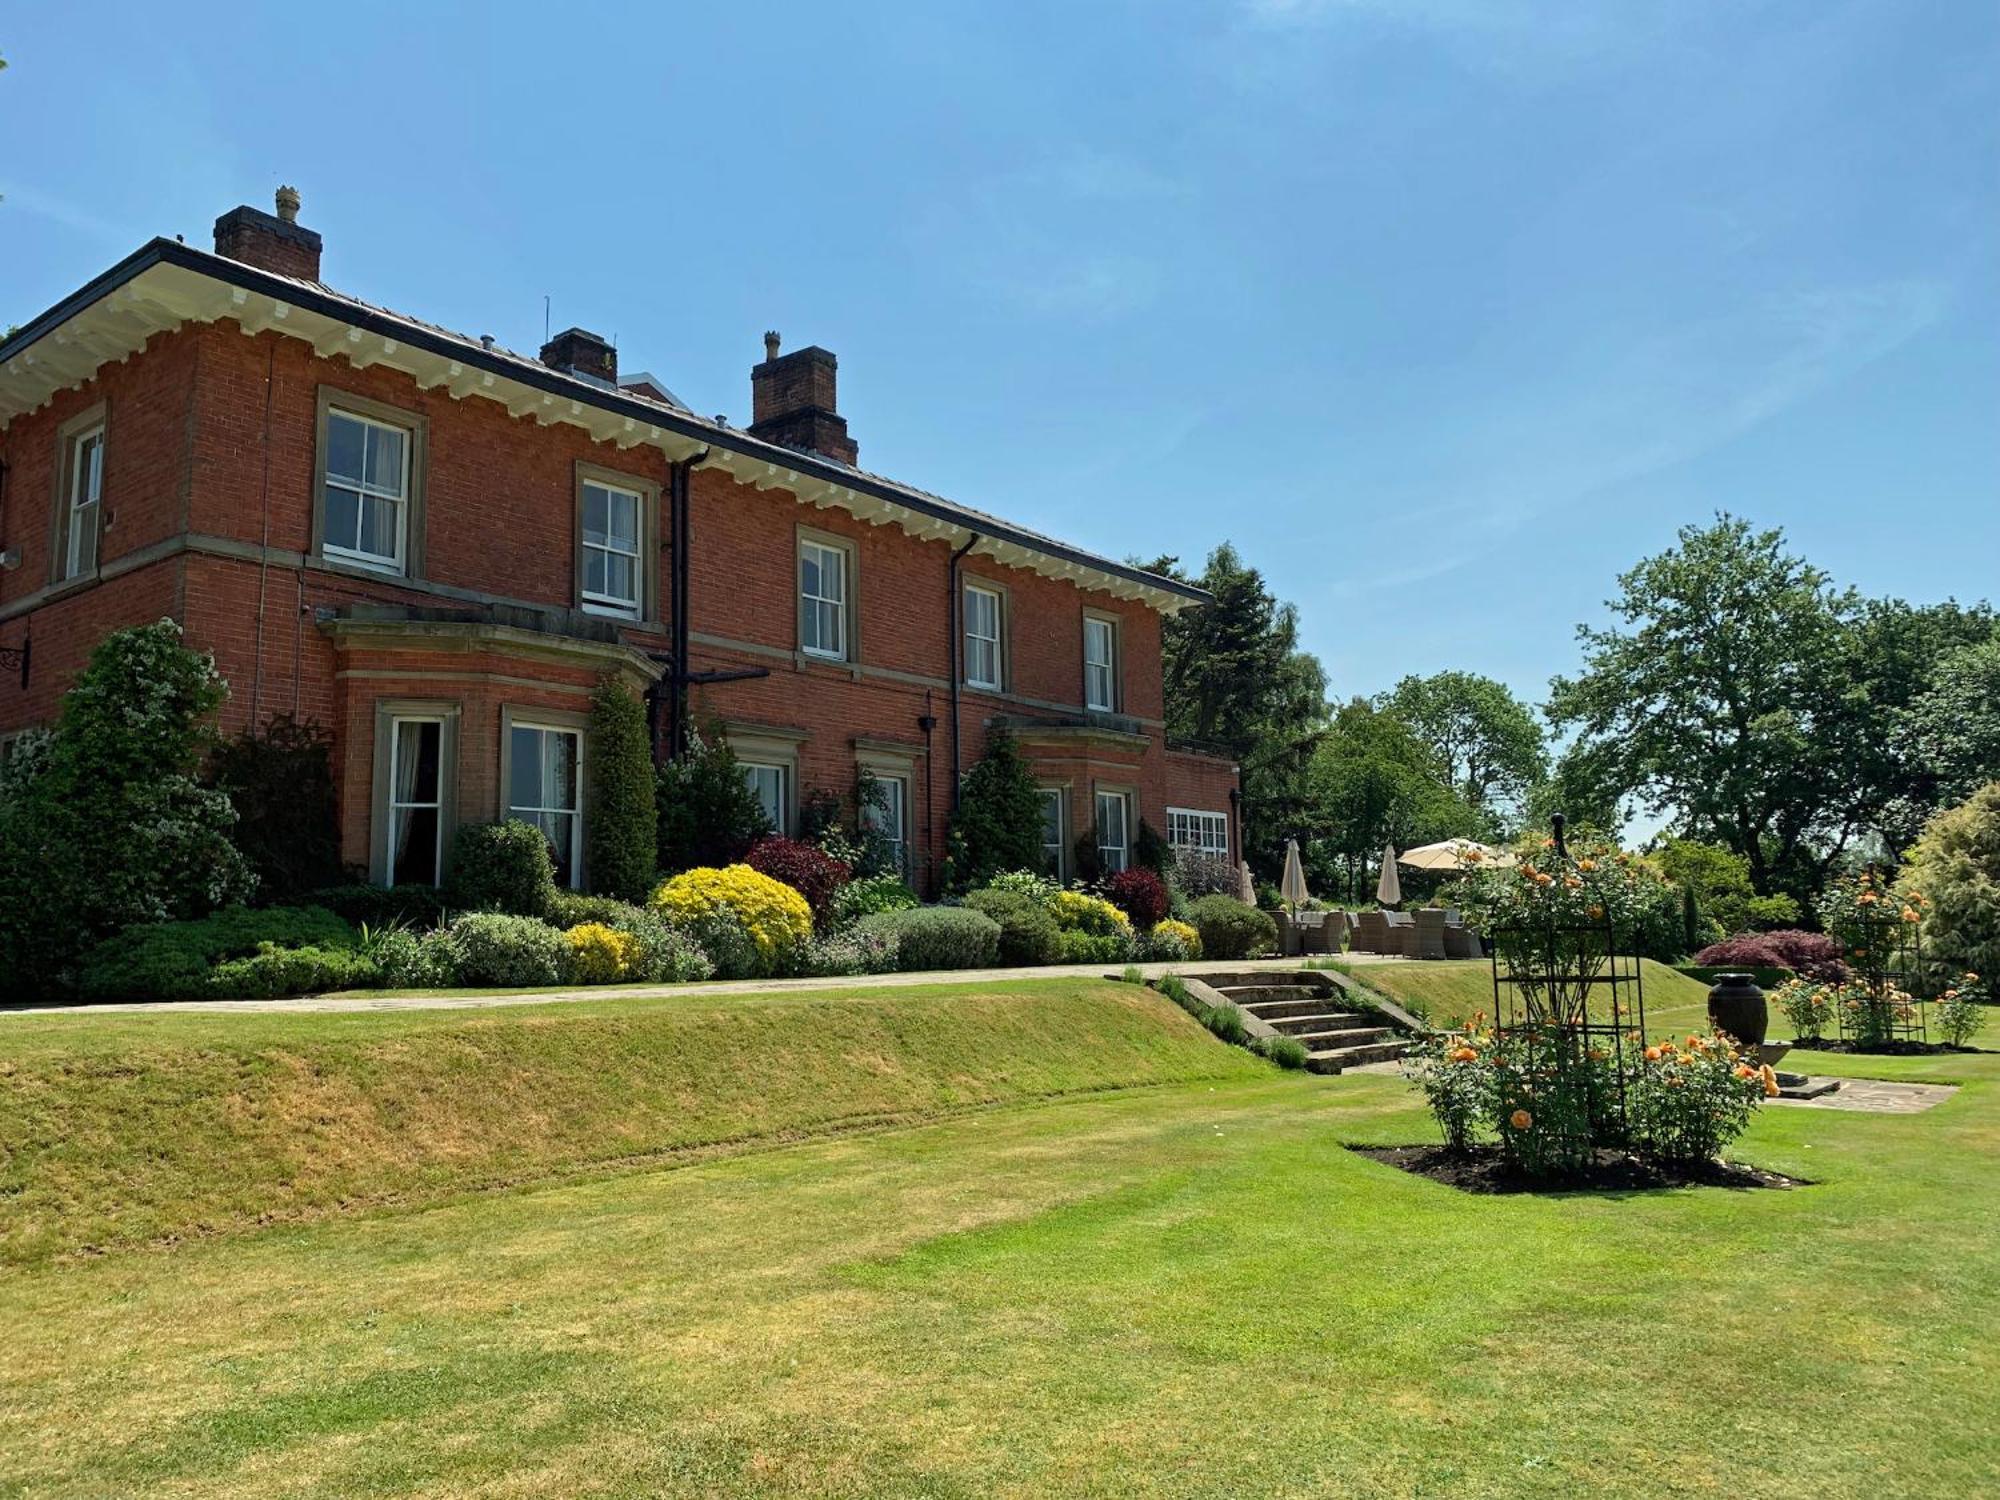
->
[1338,956,1716,1035]
[0,1040,1993,1497]
[0,979,1259,1268]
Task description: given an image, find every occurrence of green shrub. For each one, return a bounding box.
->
[439,912,569,988]
[830,872,921,928]
[601,906,714,984]
[585,677,659,902]
[656,725,771,874]
[854,906,1001,971]
[1054,928,1134,965]
[547,890,634,928]
[801,927,903,977]
[944,730,1046,889]
[306,883,451,931]
[651,865,814,978]
[1901,781,2000,992]
[371,927,458,989]
[1142,918,1202,962]
[205,713,343,903]
[1200,1002,1247,1045]
[79,905,356,1003]
[449,820,557,917]
[961,888,1062,966]
[207,943,383,999]
[1251,1034,1309,1069]
[1188,895,1277,960]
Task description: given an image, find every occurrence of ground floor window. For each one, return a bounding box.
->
[509,723,582,889]
[741,761,790,837]
[389,717,444,886]
[1167,807,1229,859]
[1038,787,1066,879]
[1095,789,1131,874]
[864,773,909,878]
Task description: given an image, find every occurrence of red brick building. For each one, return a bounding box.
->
[0,192,1239,894]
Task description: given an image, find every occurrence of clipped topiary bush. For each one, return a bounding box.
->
[961,887,1063,966]
[1103,868,1170,929]
[585,677,660,903]
[853,906,1002,972]
[449,820,557,917]
[79,905,357,1003]
[651,864,814,978]
[746,835,852,929]
[439,912,570,988]
[1188,894,1277,961]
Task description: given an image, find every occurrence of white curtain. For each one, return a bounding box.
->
[392,722,425,863]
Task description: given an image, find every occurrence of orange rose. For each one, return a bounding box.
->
[1761,1065,1780,1098]
[1577,858,1597,872]
[1643,1046,1661,1062]
[1509,1109,1533,1131]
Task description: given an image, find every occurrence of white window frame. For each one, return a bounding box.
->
[580,477,644,617]
[322,406,412,574]
[741,761,791,837]
[1095,789,1132,874]
[964,582,1003,691]
[1167,807,1229,859]
[387,716,445,887]
[799,537,849,661]
[63,424,105,580]
[1084,615,1119,713]
[864,772,910,879]
[506,721,584,891]
[1038,786,1068,881]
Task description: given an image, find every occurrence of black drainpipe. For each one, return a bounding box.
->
[664,449,707,761]
[947,533,980,809]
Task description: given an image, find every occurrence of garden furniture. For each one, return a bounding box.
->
[1414,907,1448,961]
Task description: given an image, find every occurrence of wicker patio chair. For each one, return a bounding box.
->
[1443,921,1480,960]
[1414,907,1449,961]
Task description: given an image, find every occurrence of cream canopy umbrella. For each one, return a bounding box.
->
[1397,838,1517,872]
[1280,838,1309,912]
[1375,844,1402,908]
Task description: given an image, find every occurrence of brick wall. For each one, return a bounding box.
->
[1,312,1237,885]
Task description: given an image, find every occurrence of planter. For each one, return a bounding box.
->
[1706,972,1769,1049]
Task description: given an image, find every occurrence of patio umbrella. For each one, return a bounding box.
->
[1397,838,1516,872]
[1236,860,1257,904]
[1280,838,1309,912]
[1376,844,1402,908]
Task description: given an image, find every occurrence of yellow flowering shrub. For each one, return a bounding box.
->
[1049,889,1131,937]
[564,922,640,984]
[1146,918,1202,961]
[650,864,813,978]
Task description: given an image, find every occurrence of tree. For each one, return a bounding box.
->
[1900,781,2000,993]
[1890,631,2000,851]
[206,714,343,902]
[1145,544,1328,877]
[1304,699,1478,899]
[585,677,658,902]
[1549,516,1877,902]
[944,730,1045,890]
[1380,671,1546,831]
[0,621,254,997]
[655,723,771,874]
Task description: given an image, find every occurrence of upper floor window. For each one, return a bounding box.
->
[62,424,105,580]
[1084,615,1119,712]
[800,536,851,661]
[314,387,428,578]
[581,478,642,616]
[964,582,1002,690]
[1168,807,1229,858]
[323,407,411,572]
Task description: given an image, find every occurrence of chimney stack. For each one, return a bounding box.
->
[748,332,858,466]
[539,326,618,385]
[213,186,323,281]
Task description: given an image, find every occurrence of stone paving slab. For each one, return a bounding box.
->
[1766,1078,1958,1113]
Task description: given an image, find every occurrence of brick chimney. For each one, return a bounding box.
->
[213,186,323,281]
[748,332,858,466]
[539,327,617,385]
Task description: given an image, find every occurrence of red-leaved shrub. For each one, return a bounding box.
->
[745,836,851,929]
[1103,868,1170,929]
[1695,928,1847,981]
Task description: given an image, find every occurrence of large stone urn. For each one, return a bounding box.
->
[1706,973,1769,1049]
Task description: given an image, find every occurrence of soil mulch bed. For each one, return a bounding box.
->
[1786,1039,1990,1057]
[1353,1144,1808,1195]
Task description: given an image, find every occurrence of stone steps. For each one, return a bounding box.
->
[1188,969,1415,1075]
[1259,1011,1373,1037]
[1305,1039,1410,1074]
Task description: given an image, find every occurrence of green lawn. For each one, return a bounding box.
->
[2,983,1996,1497]
[1336,956,1718,1035]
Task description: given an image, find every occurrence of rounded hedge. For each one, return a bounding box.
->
[853,906,1002,972]
[1188,894,1277,961]
[651,864,813,978]
[961,888,1063,966]
[449,821,557,918]
[441,912,569,987]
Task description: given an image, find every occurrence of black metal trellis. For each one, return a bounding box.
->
[1836,865,1927,1046]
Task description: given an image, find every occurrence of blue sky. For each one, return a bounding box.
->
[5,1,1996,713]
